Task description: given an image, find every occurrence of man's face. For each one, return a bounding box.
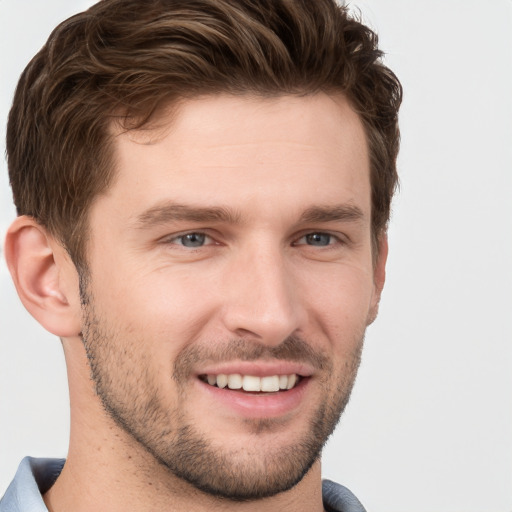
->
[80,93,384,499]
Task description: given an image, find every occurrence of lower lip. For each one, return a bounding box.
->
[196,377,309,419]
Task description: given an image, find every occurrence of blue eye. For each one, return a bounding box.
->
[303,233,332,246]
[177,233,207,247]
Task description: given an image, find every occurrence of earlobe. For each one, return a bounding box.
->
[366,234,388,326]
[5,216,82,337]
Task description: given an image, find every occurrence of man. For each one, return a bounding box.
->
[1,0,401,510]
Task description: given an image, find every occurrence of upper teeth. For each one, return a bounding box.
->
[203,374,298,392]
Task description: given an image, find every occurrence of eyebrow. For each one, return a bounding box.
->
[134,201,365,229]
[299,204,365,224]
[134,202,242,227]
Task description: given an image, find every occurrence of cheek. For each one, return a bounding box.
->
[90,263,220,353]
[303,261,375,311]
[299,264,375,344]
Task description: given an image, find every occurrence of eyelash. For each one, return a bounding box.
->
[293,232,341,247]
[163,231,344,249]
[166,232,215,248]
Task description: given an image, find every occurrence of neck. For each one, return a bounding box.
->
[44,447,324,512]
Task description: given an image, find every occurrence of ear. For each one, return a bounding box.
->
[4,216,82,337]
[366,234,388,326]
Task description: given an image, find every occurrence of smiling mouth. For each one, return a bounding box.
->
[199,373,302,392]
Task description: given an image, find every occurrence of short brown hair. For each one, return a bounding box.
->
[7,0,402,270]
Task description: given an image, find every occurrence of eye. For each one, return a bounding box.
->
[171,232,212,248]
[296,232,336,247]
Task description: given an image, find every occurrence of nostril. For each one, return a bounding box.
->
[233,328,260,339]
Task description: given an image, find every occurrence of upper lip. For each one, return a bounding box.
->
[196,361,314,378]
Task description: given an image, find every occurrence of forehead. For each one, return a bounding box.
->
[101,93,370,222]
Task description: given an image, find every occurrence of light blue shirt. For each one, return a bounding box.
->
[1,458,64,512]
[1,457,366,512]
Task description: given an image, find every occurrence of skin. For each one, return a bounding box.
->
[5,93,387,512]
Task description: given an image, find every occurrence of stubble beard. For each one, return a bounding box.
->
[79,282,364,501]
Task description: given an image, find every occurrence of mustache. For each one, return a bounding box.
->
[173,335,331,380]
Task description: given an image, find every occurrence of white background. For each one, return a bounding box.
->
[1,1,511,511]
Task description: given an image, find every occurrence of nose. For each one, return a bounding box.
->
[220,242,305,346]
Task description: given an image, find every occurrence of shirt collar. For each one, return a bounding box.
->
[0,457,65,512]
[1,458,366,512]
